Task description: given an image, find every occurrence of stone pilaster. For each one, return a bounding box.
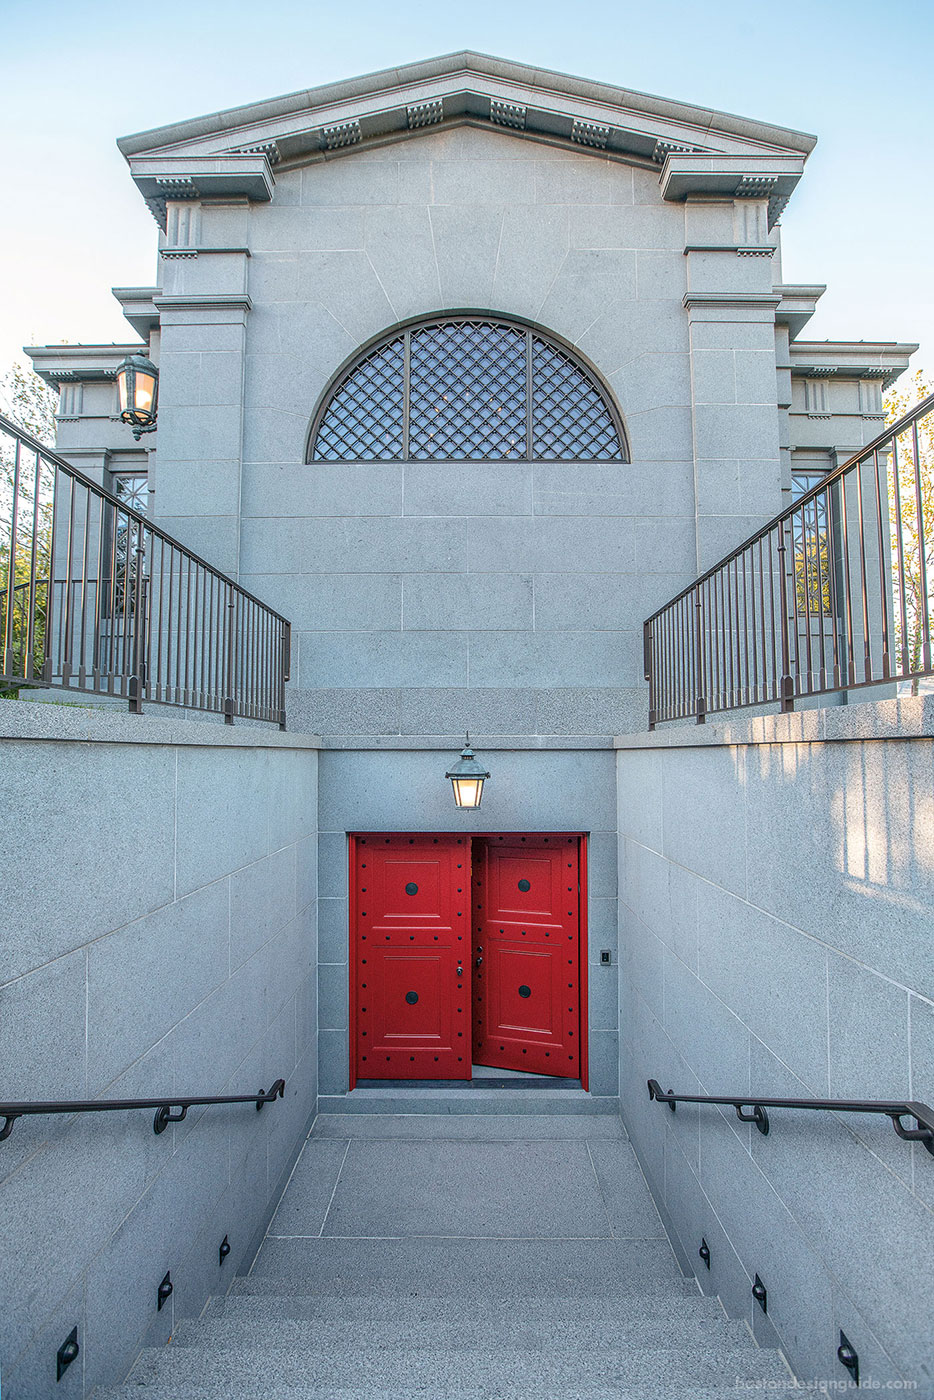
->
[151,215,251,577]
[682,197,783,572]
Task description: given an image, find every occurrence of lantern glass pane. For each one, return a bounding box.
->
[452,776,483,808]
[117,373,130,412]
[135,373,155,414]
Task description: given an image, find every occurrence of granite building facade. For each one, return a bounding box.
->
[7,52,930,1396]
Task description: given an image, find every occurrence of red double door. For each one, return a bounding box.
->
[351,833,584,1084]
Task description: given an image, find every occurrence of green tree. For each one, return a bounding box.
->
[0,361,58,693]
[885,371,934,687]
[0,359,57,443]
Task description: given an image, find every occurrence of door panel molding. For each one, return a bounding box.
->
[472,835,581,1079]
[350,833,471,1082]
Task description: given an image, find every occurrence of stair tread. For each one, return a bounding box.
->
[247,1237,684,1296]
[310,1111,627,1138]
[102,1388,798,1400]
[127,1342,793,1391]
[173,1314,751,1350]
[316,1092,618,1116]
[209,1292,725,1321]
[230,1274,704,1299]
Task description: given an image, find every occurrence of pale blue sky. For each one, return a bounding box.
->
[2,0,932,382]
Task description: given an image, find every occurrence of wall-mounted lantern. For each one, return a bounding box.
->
[116,354,159,439]
[445,735,490,809]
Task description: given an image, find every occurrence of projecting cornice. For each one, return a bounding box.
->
[116,53,816,215]
[661,155,806,229]
[774,284,826,340]
[789,340,918,389]
[112,286,161,339]
[25,344,145,386]
[126,155,275,228]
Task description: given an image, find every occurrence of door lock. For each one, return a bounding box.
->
[475,956,483,967]
[456,965,463,978]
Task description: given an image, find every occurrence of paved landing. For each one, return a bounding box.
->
[259,1113,667,1245]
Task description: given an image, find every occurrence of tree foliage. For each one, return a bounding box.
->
[0,360,58,443]
[885,371,934,680]
[0,361,59,694]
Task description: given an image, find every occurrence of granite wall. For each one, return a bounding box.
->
[617,694,934,1391]
[0,702,319,1399]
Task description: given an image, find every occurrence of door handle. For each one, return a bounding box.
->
[475,956,483,967]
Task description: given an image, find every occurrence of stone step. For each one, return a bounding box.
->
[230,1274,702,1302]
[100,1386,798,1400]
[172,1312,750,1352]
[124,1343,793,1394]
[317,1088,618,1116]
[309,1111,628,1140]
[208,1291,724,1325]
[246,1236,683,1296]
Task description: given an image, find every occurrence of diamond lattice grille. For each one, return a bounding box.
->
[408,322,527,459]
[531,341,623,460]
[314,339,405,460]
[310,318,625,461]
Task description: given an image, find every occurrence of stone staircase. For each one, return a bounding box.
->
[101,1109,796,1399]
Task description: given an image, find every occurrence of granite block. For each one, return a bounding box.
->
[321,1137,609,1238]
[86,882,228,1095]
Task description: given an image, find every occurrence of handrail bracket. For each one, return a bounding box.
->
[736,1103,770,1136]
[891,1108,934,1157]
[153,1104,188,1135]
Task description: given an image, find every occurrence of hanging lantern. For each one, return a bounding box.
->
[115,354,159,438]
[445,735,490,809]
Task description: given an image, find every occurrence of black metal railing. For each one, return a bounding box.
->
[0,1079,286,1142]
[0,413,291,726]
[647,1080,934,1155]
[644,393,934,726]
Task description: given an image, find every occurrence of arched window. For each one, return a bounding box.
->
[308,316,628,462]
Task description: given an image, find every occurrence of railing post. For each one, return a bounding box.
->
[224,588,236,725]
[279,621,291,731]
[128,535,146,714]
[2,438,22,679]
[41,461,56,683]
[643,619,656,730]
[694,587,706,725]
[775,520,795,713]
[911,419,932,673]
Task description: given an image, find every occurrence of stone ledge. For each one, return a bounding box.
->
[614,691,934,749]
[0,698,321,749]
[318,734,616,751]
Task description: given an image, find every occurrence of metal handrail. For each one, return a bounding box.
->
[0,412,291,726]
[643,392,934,726]
[0,1078,286,1141]
[647,1079,934,1155]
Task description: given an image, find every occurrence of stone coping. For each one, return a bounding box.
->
[12,693,929,753]
[317,735,615,751]
[0,699,321,749]
[614,692,934,749]
[0,703,615,751]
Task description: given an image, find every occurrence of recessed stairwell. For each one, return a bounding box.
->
[101,1110,797,1399]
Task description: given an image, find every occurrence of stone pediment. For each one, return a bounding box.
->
[118,51,815,226]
